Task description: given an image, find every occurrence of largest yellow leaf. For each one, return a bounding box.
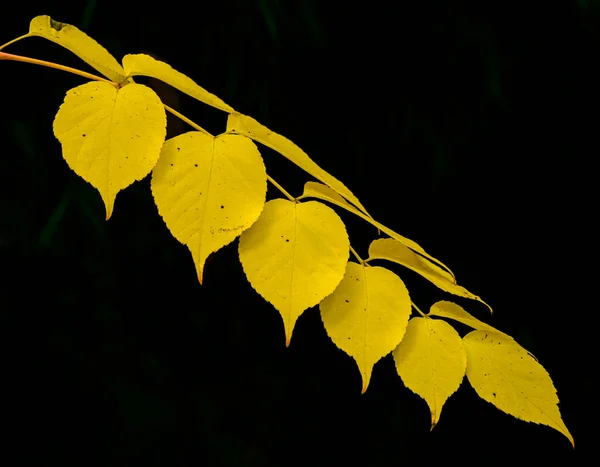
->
[28,16,125,83]
[151,131,267,283]
[238,199,349,346]
[53,81,166,219]
[320,262,411,393]
[368,238,491,313]
[122,54,234,113]
[226,113,372,220]
[463,330,574,447]
[393,317,466,429]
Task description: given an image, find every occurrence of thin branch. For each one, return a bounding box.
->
[0,51,117,86]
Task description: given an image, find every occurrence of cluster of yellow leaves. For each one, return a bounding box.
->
[1,15,573,446]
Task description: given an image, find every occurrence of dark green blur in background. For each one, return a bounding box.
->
[0,1,593,465]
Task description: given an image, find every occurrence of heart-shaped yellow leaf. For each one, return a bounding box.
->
[122,54,233,113]
[53,81,166,219]
[151,131,267,283]
[28,15,125,83]
[393,317,466,429]
[239,199,349,346]
[320,262,411,393]
[464,330,574,447]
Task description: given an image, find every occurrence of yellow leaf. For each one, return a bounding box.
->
[151,131,267,283]
[53,81,166,220]
[122,54,234,113]
[429,301,499,333]
[320,262,411,393]
[393,317,466,429]
[463,330,574,447]
[226,113,372,220]
[28,15,125,83]
[301,181,456,282]
[239,199,349,346]
[369,239,491,313]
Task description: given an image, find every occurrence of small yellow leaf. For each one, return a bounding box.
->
[320,262,411,393]
[239,199,349,346]
[28,15,125,83]
[227,113,372,220]
[151,131,267,283]
[53,81,166,220]
[301,181,456,282]
[429,301,499,333]
[464,330,574,447]
[369,238,491,313]
[122,54,234,113]
[393,317,466,429]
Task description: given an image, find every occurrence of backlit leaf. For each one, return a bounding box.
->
[429,300,499,333]
[320,262,411,393]
[53,81,166,219]
[226,113,372,220]
[393,317,466,429]
[151,131,267,283]
[300,181,456,281]
[122,54,234,113]
[464,330,574,447]
[369,238,491,312]
[28,15,125,82]
[239,199,349,346]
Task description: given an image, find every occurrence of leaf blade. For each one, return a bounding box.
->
[28,15,125,82]
[369,239,491,312]
[320,262,411,393]
[122,54,234,113]
[393,317,466,428]
[227,114,372,221]
[429,300,499,333]
[239,199,349,346]
[151,131,267,283]
[464,330,574,447]
[53,81,166,219]
[301,181,457,283]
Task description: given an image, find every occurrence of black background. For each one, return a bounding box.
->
[0,0,592,465]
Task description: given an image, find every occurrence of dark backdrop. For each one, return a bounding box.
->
[0,1,591,465]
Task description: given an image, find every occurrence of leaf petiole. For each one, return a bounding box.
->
[412,302,427,317]
[350,245,364,264]
[266,174,295,202]
[0,33,29,51]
